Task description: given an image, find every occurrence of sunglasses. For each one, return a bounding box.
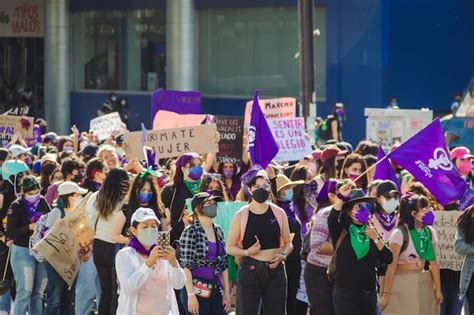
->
[357,202,372,211]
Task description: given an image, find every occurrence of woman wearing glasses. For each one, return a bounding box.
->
[227,166,293,315]
[328,183,392,315]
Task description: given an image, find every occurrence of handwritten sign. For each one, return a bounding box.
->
[0,115,33,138]
[433,211,463,271]
[0,0,44,37]
[151,89,201,122]
[269,117,312,162]
[215,116,244,164]
[152,110,208,130]
[124,124,218,161]
[33,195,94,286]
[89,112,122,141]
[24,125,42,147]
[244,97,296,123]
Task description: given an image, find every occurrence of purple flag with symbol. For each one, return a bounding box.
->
[387,118,467,205]
[248,90,279,169]
[373,146,400,191]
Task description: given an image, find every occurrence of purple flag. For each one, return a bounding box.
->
[151,90,201,121]
[387,118,467,205]
[373,146,400,191]
[248,90,279,169]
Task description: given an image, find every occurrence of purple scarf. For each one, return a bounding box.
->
[377,212,397,231]
[279,201,297,221]
[22,198,42,223]
[128,237,156,256]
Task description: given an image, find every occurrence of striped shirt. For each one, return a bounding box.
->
[307,206,332,268]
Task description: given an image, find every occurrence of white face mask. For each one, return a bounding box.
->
[137,227,158,247]
[381,197,399,214]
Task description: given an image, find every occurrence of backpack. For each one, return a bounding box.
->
[398,224,433,254]
[29,207,66,262]
[318,119,332,141]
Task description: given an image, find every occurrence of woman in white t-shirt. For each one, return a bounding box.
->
[381,193,443,314]
[116,208,185,315]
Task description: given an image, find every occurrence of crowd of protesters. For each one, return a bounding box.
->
[0,101,471,315]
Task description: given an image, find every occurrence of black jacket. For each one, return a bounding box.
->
[161,182,193,245]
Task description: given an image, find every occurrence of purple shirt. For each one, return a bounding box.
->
[294,204,314,236]
[191,242,222,285]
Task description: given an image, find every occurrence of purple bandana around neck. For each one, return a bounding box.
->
[377,212,397,231]
[22,198,42,223]
[279,201,296,221]
[128,236,156,256]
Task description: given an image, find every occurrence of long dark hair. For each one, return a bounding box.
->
[340,153,369,190]
[40,163,58,195]
[217,162,239,183]
[318,156,337,181]
[457,205,474,245]
[128,173,164,218]
[95,168,130,219]
[290,165,310,222]
[398,194,429,229]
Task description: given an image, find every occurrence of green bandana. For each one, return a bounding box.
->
[183,179,201,196]
[409,227,435,261]
[348,224,370,260]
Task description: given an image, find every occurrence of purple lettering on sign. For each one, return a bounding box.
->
[150,90,201,121]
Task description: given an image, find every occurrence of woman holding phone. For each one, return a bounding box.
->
[179,192,231,315]
[116,207,185,315]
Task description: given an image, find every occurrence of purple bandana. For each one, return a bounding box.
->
[128,237,156,256]
[279,201,296,221]
[22,198,42,223]
[377,212,397,231]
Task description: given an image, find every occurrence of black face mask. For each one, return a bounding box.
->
[252,188,270,203]
[72,174,83,184]
[209,190,224,199]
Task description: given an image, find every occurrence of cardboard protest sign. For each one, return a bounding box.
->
[151,90,201,122]
[0,115,33,138]
[268,117,312,161]
[24,125,42,147]
[153,110,208,130]
[33,195,94,286]
[124,124,218,161]
[215,116,244,164]
[244,97,296,123]
[433,211,463,271]
[89,112,122,141]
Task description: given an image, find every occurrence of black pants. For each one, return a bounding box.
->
[332,287,377,315]
[304,263,334,315]
[286,260,302,315]
[468,279,474,315]
[93,239,118,315]
[236,257,287,315]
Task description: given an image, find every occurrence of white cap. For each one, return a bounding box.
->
[9,145,28,158]
[40,153,57,165]
[57,181,88,196]
[131,207,160,225]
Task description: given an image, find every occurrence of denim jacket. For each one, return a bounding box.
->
[454,231,474,299]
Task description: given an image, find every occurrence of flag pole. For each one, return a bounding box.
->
[352,155,390,184]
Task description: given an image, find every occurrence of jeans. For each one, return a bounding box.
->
[304,263,334,315]
[44,262,75,315]
[75,257,101,315]
[93,239,117,315]
[332,287,377,315]
[180,287,226,315]
[440,270,463,315]
[0,289,12,315]
[10,244,48,315]
[236,257,287,315]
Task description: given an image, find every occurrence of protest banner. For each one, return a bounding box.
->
[215,116,244,164]
[24,125,42,147]
[151,90,201,122]
[89,112,123,141]
[0,0,44,37]
[124,124,218,161]
[268,117,312,162]
[0,115,33,138]
[244,97,296,123]
[153,110,208,130]
[33,195,94,286]
[433,211,463,271]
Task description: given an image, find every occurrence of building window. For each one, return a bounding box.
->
[72,10,166,91]
[198,6,326,100]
